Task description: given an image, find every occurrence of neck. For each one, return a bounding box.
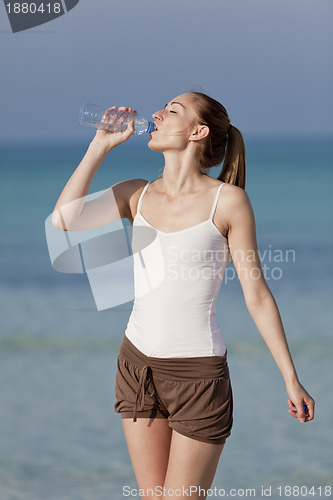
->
[159,149,206,196]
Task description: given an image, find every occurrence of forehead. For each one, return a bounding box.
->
[167,93,197,111]
[169,93,193,104]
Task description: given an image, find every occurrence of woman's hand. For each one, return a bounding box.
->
[286,379,315,423]
[91,106,136,153]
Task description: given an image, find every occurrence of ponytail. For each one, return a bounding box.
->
[217,125,246,189]
[190,92,247,190]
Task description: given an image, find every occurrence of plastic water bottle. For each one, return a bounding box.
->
[79,103,156,135]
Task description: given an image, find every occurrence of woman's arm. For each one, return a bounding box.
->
[220,184,315,423]
[52,106,146,231]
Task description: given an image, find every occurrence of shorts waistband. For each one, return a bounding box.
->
[119,334,229,381]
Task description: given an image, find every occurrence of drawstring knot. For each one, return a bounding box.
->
[133,365,154,422]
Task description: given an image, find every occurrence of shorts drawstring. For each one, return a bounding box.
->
[133,365,154,422]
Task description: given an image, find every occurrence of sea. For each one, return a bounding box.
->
[0,136,332,499]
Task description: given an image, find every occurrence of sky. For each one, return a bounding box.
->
[0,0,332,143]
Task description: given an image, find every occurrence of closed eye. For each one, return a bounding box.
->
[169,110,177,114]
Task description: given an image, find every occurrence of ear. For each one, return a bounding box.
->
[189,124,210,142]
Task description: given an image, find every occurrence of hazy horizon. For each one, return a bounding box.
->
[1,0,332,144]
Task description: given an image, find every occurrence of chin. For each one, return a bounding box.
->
[148,135,181,153]
[147,138,163,152]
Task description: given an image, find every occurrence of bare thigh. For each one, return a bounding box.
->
[122,418,224,500]
[163,430,224,500]
[122,417,172,493]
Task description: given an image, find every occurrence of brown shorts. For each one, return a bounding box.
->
[114,334,233,445]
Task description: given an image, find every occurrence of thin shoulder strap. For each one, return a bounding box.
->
[137,181,151,214]
[209,183,225,220]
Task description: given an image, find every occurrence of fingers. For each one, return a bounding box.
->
[102,106,116,122]
[117,108,135,130]
[126,117,135,133]
[101,106,135,134]
[102,106,133,121]
[296,402,306,423]
[287,398,299,419]
[288,399,315,423]
[119,108,136,137]
[307,399,315,421]
[302,398,315,421]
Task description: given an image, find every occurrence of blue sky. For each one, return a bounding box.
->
[0,0,332,143]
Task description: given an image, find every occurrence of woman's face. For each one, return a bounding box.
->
[148,93,201,152]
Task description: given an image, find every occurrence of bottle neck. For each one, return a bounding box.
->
[146,122,155,133]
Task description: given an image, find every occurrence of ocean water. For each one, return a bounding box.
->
[0,137,332,499]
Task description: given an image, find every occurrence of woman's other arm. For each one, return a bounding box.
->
[220,184,315,423]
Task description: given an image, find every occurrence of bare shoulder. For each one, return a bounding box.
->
[217,183,254,232]
[221,183,251,209]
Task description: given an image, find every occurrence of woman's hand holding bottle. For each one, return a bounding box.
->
[91,106,136,153]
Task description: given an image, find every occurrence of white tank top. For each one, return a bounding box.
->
[125,181,230,358]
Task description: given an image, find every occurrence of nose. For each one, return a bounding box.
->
[152,109,163,121]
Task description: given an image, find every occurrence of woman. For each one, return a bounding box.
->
[52,92,315,500]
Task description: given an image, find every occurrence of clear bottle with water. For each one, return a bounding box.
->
[79,103,156,135]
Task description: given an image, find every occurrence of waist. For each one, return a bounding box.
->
[119,333,230,381]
